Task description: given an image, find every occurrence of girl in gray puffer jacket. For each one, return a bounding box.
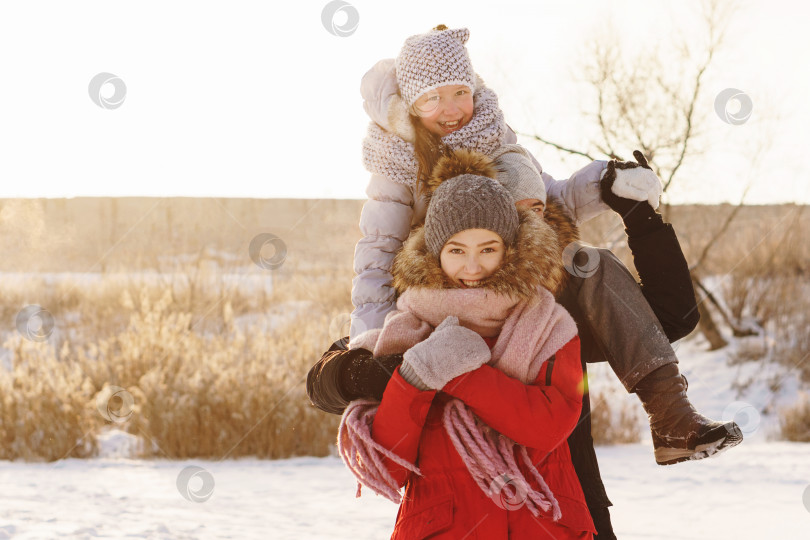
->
[351,25,627,340]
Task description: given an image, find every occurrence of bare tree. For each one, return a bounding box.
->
[520,0,765,349]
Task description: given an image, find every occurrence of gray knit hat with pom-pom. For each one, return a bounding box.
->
[395,25,477,108]
[424,174,519,258]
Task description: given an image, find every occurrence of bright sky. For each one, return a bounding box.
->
[1,0,808,204]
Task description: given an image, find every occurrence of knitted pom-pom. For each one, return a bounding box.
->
[430,24,469,45]
[425,149,498,196]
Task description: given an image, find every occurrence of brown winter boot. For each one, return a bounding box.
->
[634,363,743,465]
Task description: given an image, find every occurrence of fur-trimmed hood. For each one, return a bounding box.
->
[392,198,579,299]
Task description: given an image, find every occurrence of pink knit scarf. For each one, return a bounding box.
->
[361,85,507,186]
[339,286,577,520]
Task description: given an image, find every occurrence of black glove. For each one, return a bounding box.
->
[340,349,403,401]
[600,150,663,235]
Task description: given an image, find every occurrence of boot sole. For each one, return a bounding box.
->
[654,424,744,466]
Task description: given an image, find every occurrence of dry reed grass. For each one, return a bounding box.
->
[779,393,810,442]
[1,261,352,461]
[589,390,643,445]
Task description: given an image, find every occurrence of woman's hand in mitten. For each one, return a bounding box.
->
[398,316,491,391]
[600,150,662,232]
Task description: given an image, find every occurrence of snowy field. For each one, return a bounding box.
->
[1,442,809,539]
[2,339,809,539]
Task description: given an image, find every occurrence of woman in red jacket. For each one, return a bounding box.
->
[339,150,595,539]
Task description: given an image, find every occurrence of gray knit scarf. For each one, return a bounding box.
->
[362,85,507,186]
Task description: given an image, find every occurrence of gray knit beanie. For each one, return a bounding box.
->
[490,145,547,205]
[395,26,477,108]
[424,174,519,258]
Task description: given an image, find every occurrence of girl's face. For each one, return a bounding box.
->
[413,85,474,137]
[439,229,505,288]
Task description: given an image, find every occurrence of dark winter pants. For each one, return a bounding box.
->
[564,248,678,391]
[590,505,618,539]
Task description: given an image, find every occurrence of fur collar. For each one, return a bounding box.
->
[392,198,580,299]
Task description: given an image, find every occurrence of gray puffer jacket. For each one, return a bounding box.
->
[351,59,609,340]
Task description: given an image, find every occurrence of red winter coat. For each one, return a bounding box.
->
[372,337,595,540]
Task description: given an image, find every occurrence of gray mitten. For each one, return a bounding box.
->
[399,316,491,390]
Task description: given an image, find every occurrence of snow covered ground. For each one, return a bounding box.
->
[1,442,808,539]
[1,337,808,539]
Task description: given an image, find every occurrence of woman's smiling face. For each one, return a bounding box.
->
[439,228,505,288]
[413,85,474,137]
